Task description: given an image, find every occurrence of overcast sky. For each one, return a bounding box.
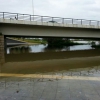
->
[0,0,100,20]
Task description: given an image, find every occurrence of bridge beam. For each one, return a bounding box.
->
[0,34,5,64]
[1,24,100,38]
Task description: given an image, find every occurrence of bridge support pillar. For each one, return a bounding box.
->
[98,41,100,45]
[4,36,7,53]
[0,34,5,64]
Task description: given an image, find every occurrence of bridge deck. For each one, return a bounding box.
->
[0,18,100,29]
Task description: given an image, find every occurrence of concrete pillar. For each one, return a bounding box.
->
[0,34,5,64]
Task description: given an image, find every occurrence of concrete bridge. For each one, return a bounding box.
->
[0,12,100,38]
[0,12,100,63]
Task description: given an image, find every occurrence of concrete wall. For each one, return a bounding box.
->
[1,24,100,38]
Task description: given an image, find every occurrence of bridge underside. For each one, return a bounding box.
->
[0,23,100,39]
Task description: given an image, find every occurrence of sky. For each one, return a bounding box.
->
[0,0,100,20]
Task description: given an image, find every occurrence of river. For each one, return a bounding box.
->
[6,41,99,54]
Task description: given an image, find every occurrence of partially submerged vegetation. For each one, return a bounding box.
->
[22,39,47,44]
[13,38,47,44]
[12,37,86,47]
[45,38,85,48]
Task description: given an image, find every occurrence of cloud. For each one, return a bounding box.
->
[0,0,100,20]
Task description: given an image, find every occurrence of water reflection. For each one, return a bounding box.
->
[8,46,31,54]
[7,44,93,54]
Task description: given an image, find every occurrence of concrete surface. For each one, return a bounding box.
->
[0,66,100,100]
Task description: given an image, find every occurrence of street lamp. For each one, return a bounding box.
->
[32,0,34,15]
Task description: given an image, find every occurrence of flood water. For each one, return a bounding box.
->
[7,40,99,54]
[7,44,93,54]
[3,42,100,73]
[2,42,100,75]
[0,41,100,100]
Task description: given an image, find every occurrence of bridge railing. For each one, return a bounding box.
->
[0,12,100,26]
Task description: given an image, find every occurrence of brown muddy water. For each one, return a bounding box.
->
[0,44,100,100]
[1,44,100,79]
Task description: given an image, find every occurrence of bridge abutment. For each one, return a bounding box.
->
[0,34,5,64]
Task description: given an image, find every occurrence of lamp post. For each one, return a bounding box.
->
[32,0,34,15]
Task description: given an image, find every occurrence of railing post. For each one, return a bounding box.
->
[72,19,73,24]
[89,20,91,25]
[97,21,99,26]
[3,12,4,19]
[81,19,82,25]
[32,15,34,21]
[23,14,24,20]
[62,18,64,24]
[52,17,53,22]
[30,15,31,21]
[41,16,43,22]
[17,13,18,20]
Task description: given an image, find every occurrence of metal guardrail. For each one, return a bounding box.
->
[0,12,100,26]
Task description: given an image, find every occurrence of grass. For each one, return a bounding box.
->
[13,38,85,47]
[14,38,47,44]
